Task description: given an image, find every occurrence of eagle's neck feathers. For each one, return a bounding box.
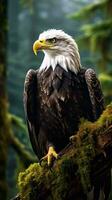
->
[39,42,81,74]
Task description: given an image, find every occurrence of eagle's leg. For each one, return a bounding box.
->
[40,146,58,167]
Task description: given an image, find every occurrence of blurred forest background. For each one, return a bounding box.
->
[0,0,112,199]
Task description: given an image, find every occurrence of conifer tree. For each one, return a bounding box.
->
[70,0,112,73]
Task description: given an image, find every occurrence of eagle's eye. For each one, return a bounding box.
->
[46,37,57,43]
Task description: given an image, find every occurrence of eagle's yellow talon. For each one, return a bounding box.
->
[41,146,58,166]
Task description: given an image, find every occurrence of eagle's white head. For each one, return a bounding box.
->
[33,29,81,73]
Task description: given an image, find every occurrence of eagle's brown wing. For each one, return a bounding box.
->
[24,69,41,160]
[85,69,111,199]
[85,68,105,121]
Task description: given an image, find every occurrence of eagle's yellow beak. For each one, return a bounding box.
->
[33,39,52,55]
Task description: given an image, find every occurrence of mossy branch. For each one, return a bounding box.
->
[12,103,112,200]
[10,132,36,167]
[8,113,36,167]
[9,113,27,132]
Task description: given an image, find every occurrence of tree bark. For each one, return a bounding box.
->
[0,1,12,199]
[11,104,112,200]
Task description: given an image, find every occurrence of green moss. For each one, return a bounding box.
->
[18,159,74,200]
[73,126,95,192]
[97,103,112,126]
[18,164,41,200]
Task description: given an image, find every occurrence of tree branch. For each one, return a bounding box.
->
[10,133,36,167]
[8,113,27,132]
[11,103,112,200]
[8,113,36,167]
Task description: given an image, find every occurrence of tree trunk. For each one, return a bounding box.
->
[0,1,11,199]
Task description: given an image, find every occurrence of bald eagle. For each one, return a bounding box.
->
[24,29,104,165]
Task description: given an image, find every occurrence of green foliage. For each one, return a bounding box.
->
[99,73,112,104]
[70,0,112,72]
[70,0,107,19]
[80,19,112,52]
[20,0,33,8]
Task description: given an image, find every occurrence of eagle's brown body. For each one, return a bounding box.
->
[24,65,104,159]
